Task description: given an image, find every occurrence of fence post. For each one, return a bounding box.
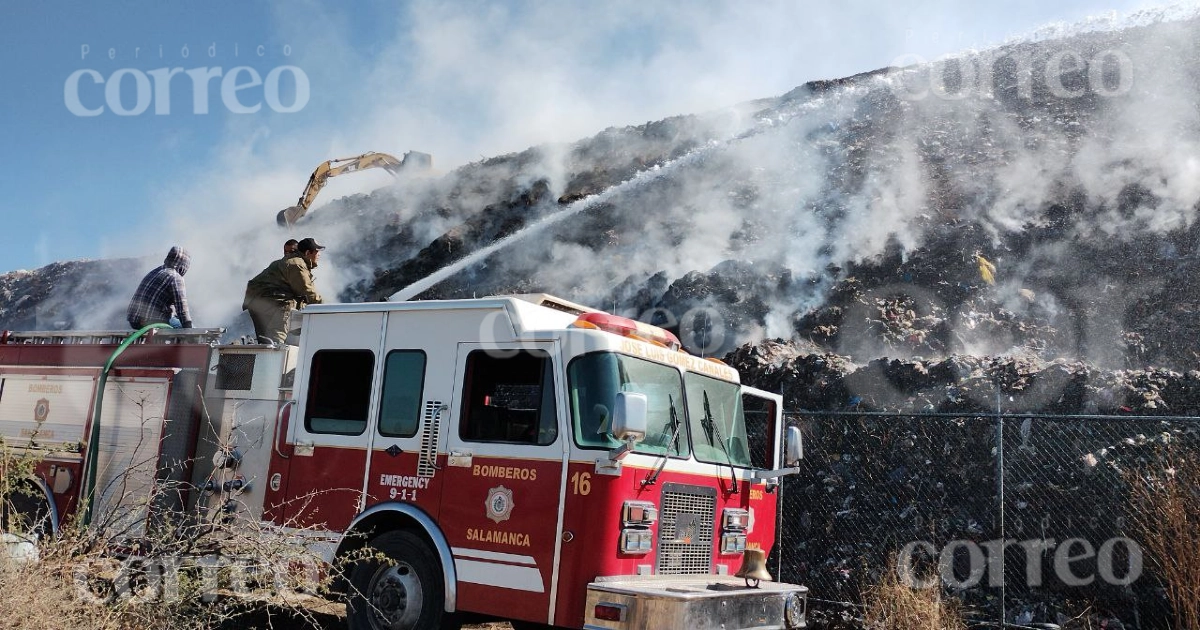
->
[996,386,1006,627]
[776,411,787,580]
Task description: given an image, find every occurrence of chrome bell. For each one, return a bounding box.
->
[734,547,772,588]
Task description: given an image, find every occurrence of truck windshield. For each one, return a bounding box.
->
[683,372,752,468]
[568,352,689,457]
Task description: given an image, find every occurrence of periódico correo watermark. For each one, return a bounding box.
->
[66,42,310,116]
[888,47,1134,102]
[897,536,1142,589]
[72,553,323,604]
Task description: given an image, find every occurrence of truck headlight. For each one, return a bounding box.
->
[622,500,658,527]
[720,508,750,555]
[721,533,748,554]
[620,529,654,554]
[722,508,749,532]
[620,501,657,554]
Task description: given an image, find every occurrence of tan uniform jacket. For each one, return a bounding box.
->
[244,254,323,307]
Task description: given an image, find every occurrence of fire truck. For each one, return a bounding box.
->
[0,294,807,629]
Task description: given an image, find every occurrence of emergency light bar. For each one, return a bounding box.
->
[571,312,682,350]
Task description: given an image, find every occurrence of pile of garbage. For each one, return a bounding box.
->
[730,339,1200,416]
[0,258,141,331]
[727,340,1197,627]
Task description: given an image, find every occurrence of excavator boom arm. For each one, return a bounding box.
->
[277,151,430,227]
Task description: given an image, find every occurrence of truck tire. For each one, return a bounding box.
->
[1,483,53,540]
[347,529,460,630]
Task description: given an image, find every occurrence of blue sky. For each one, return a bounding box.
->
[0,0,1166,275]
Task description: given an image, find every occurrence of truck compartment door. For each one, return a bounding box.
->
[274,311,384,530]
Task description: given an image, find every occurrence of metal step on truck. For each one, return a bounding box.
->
[0,294,807,629]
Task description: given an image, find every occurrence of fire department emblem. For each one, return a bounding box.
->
[485,485,514,524]
[33,398,50,423]
[674,513,700,544]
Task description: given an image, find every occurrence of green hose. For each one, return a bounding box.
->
[81,323,172,526]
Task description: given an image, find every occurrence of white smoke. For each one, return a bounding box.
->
[388,6,1200,362]
[45,0,1198,363]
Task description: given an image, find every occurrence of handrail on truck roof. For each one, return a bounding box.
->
[0,328,226,345]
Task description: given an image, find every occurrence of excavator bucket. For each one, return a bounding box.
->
[401,151,433,170]
[277,205,304,228]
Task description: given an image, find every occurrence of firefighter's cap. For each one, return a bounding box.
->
[298,237,326,252]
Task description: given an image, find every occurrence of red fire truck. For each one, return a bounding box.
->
[0,294,807,629]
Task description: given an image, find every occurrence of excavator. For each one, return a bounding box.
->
[276,151,432,227]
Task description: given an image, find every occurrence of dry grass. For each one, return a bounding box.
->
[1,436,340,630]
[861,562,967,630]
[0,525,207,630]
[1129,451,1200,630]
[0,542,121,629]
[0,508,349,630]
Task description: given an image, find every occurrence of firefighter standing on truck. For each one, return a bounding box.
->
[243,237,325,344]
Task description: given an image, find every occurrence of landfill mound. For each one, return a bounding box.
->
[0,258,143,331]
[312,15,1200,377]
[728,339,1200,417]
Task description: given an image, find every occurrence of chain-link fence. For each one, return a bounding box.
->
[775,410,1200,629]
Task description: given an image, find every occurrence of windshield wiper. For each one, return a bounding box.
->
[643,394,681,487]
[704,390,740,494]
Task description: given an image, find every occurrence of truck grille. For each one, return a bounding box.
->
[657,483,716,575]
[215,354,255,390]
[418,400,443,477]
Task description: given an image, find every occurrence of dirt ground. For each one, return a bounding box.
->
[220,598,513,629]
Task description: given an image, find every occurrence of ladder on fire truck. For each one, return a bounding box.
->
[0,328,226,345]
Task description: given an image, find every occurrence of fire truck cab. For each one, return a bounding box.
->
[0,294,807,629]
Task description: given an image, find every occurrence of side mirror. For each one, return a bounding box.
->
[610,392,648,443]
[784,426,803,467]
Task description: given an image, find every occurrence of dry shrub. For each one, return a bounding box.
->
[1129,451,1200,629]
[0,528,201,630]
[1,438,337,630]
[0,442,113,628]
[0,499,340,630]
[861,562,966,630]
[0,540,119,629]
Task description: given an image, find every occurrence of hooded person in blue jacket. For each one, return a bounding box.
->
[127,246,193,329]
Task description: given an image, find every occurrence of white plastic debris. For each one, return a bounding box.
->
[1,533,40,564]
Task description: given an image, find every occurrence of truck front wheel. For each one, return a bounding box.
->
[347,530,459,630]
